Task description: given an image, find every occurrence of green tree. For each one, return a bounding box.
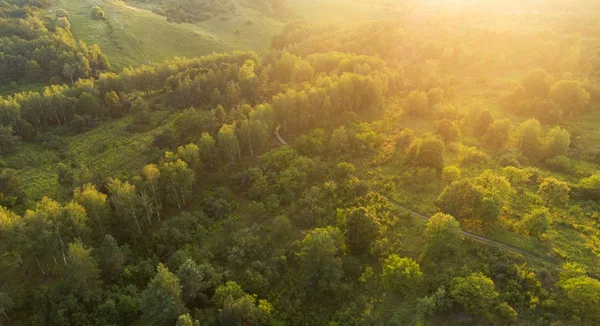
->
[515,118,543,160]
[545,126,570,158]
[422,213,463,260]
[441,166,461,184]
[0,292,13,325]
[450,273,506,320]
[345,207,382,255]
[160,159,195,210]
[218,123,241,163]
[380,254,423,295]
[483,119,512,149]
[104,91,122,117]
[177,143,202,171]
[406,90,429,117]
[239,119,269,156]
[213,281,272,325]
[538,177,570,206]
[98,235,125,283]
[177,259,210,305]
[74,184,109,234]
[559,275,600,322]
[436,180,500,224]
[522,68,550,98]
[517,207,551,239]
[408,136,445,171]
[176,314,200,326]
[142,164,162,222]
[436,119,459,143]
[473,110,494,137]
[140,264,187,325]
[297,227,344,296]
[198,132,217,168]
[0,126,20,155]
[549,80,590,116]
[106,178,142,234]
[63,240,102,302]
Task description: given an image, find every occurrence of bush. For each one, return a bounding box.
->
[91,6,106,20]
[458,146,488,166]
[544,155,574,174]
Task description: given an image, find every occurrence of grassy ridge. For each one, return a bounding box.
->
[55,0,234,69]
[54,0,287,70]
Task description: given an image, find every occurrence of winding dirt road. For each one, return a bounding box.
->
[274,126,567,272]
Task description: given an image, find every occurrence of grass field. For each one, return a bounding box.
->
[54,0,285,70]
[54,0,231,70]
[0,116,173,210]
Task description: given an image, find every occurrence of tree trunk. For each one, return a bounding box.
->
[3,310,13,326]
[131,208,142,234]
[57,229,68,266]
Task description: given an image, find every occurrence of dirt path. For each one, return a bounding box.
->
[383,195,563,270]
[273,128,566,272]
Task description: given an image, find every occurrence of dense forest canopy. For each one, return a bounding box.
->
[1,0,600,325]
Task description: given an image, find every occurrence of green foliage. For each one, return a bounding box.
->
[213,281,272,325]
[406,90,429,117]
[538,177,570,206]
[176,313,200,326]
[63,240,102,302]
[558,271,600,322]
[441,166,461,184]
[160,159,195,210]
[345,207,382,255]
[380,254,423,295]
[451,273,517,322]
[407,135,445,171]
[517,207,551,239]
[522,68,551,98]
[98,235,125,283]
[422,213,463,260]
[436,180,501,225]
[297,227,344,296]
[544,126,570,158]
[140,263,187,325]
[473,110,494,137]
[436,119,459,143]
[218,123,240,163]
[549,80,590,116]
[483,119,512,149]
[515,118,543,160]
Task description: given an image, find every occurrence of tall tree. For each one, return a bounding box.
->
[545,126,570,158]
[549,80,590,116]
[538,177,570,206]
[422,213,463,260]
[160,159,195,210]
[297,227,344,296]
[63,240,102,302]
[218,123,241,163]
[380,254,423,295]
[74,184,110,234]
[140,264,187,325]
[98,234,125,283]
[106,178,142,234]
[198,132,217,168]
[142,164,162,222]
[515,118,543,160]
[345,207,382,255]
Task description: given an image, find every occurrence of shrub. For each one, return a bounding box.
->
[91,6,106,20]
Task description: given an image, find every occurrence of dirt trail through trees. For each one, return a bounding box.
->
[274,128,570,273]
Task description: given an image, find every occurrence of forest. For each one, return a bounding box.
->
[1,0,600,325]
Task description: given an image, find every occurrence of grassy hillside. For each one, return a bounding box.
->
[54,0,231,69]
[55,0,285,70]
